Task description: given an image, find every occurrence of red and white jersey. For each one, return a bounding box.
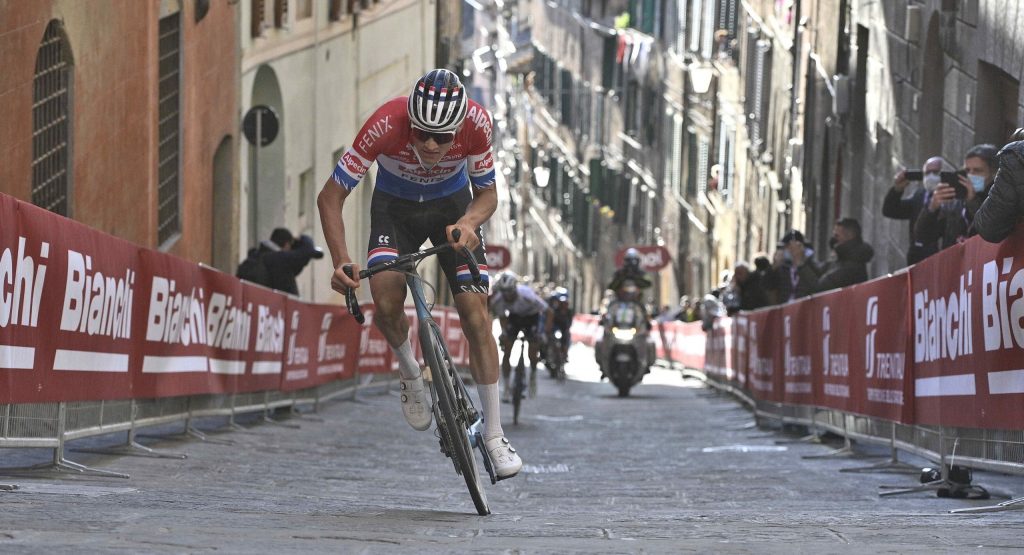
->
[331,97,496,202]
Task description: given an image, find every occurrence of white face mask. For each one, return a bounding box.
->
[923,174,941,192]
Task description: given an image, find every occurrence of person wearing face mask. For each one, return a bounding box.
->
[813,218,874,293]
[914,144,999,254]
[974,129,1024,243]
[883,156,944,265]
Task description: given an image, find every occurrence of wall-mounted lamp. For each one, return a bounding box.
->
[688,63,715,95]
[533,166,551,188]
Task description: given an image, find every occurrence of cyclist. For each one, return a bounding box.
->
[317,68,521,479]
[489,272,553,400]
[546,286,574,365]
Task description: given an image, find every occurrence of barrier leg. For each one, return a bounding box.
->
[949,497,1024,514]
[841,422,918,474]
[803,414,880,460]
[3,403,130,479]
[878,431,992,499]
[261,392,300,429]
[776,408,822,445]
[287,391,323,423]
[74,401,187,460]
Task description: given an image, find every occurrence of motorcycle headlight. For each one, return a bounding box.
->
[612,327,637,341]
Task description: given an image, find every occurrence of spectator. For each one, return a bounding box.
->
[774,229,821,302]
[883,156,944,265]
[752,255,779,306]
[723,262,769,315]
[974,129,1024,243]
[915,144,999,254]
[236,227,324,296]
[814,218,874,293]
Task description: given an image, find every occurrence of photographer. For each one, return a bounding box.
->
[882,156,944,265]
[237,227,324,296]
[974,129,1024,243]
[914,144,998,255]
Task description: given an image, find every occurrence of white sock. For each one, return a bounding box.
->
[477,383,504,441]
[392,340,421,380]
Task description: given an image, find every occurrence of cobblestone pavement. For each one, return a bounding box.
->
[1,344,1022,553]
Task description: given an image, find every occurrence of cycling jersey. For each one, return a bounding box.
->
[332,97,496,202]
[490,285,549,317]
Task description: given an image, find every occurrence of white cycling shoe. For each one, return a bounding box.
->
[399,375,432,431]
[485,436,523,479]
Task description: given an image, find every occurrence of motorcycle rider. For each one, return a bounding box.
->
[596,248,655,379]
[489,272,554,400]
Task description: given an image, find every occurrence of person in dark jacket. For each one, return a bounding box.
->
[883,156,944,265]
[915,144,998,254]
[975,130,1024,243]
[774,230,821,302]
[815,218,874,293]
[250,228,324,296]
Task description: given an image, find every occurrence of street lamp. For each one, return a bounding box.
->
[533,166,550,188]
[688,63,715,95]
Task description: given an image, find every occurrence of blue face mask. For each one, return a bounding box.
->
[969,174,986,192]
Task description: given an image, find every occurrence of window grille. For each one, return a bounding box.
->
[697,136,710,196]
[32,20,72,217]
[274,0,288,27]
[251,0,265,37]
[157,13,181,245]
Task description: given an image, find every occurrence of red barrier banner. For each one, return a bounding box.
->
[704,316,734,384]
[571,314,601,347]
[780,300,817,406]
[356,306,393,375]
[743,310,782,401]
[910,230,1024,428]
[281,300,355,391]
[666,321,706,370]
[1,197,142,402]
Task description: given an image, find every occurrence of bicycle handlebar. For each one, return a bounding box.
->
[343,229,482,325]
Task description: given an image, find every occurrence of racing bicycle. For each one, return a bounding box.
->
[343,230,501,516]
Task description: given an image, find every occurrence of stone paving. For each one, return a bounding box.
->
[1,345,1022,553]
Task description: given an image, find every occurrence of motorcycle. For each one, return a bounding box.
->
[596,299,653,397]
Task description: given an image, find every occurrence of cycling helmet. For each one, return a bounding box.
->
[407,69,468,133]
[494,271,518,293]
[623,248,641,269]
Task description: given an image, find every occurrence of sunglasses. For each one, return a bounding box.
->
[413,128,456,144]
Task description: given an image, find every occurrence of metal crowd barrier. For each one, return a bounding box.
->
[0,369,395,479]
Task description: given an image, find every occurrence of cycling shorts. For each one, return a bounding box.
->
[367,186,489,295]
[505,313,541,342]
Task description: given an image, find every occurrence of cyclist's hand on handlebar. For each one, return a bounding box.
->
[446,222,479,251]
[331,262,361,293]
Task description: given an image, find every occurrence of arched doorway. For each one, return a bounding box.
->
[248,65,285,247]
[212,136,234,272]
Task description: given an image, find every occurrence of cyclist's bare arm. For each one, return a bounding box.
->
[316,179,359,292]
[446,186,497,251]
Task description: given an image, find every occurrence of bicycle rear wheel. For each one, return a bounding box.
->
[423,320,489,516]
[512,347,525,426]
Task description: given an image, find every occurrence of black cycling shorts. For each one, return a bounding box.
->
[505,313,541,342]
[367,186,489,295]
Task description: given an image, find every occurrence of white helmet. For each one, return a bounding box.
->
[407,69,468,133]
[494,271,518,293]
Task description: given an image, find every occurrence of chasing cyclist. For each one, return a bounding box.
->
[546,286,574,367]
[489,272,553,400]
[317,69,522,479]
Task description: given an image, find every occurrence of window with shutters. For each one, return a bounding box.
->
[329,0,343,21]
[157,12,182,245]
[251,0,266,38]
[688,0,702,53]
[697,136,710,197]
[747,39,771,154]
[670,114,683,201]
[716,116,735,203]
[296,0,313,19]
[716,0,738,57]
[274,0,288,28]
[701,0,715,58]
[32,20,73,217]
[686,128,698,197]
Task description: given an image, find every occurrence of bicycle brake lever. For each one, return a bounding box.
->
[450,229,482,284]
[342,265,365,324]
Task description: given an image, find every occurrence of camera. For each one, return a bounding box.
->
[904,169,924,181]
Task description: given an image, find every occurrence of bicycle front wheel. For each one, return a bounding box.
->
[423,320,489,516]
